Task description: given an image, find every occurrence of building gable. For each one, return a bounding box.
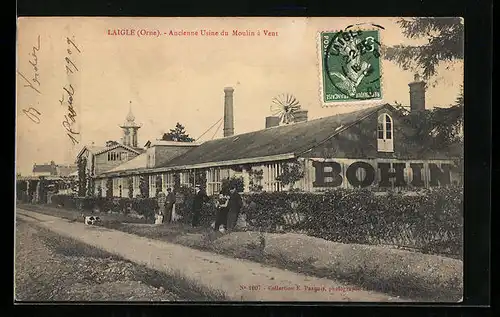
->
[301,106,452,160]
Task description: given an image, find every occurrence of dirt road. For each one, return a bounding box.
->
[16,208,406,302]
[14,218,226,301]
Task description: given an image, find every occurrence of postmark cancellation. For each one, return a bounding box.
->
[319,27,383,106]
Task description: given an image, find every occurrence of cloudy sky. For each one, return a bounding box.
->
[16,17,463,175]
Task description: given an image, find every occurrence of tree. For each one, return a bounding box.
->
[399,91,463,154]
[385,18,464,160]
[383,17,464,80]
[105,140,120,147]
[139,175,149,198]
[106,178,113,198]
[128,177,134,199]
[161,123,195,142]
[77,156,87,197]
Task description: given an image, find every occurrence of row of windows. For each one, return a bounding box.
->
[108,151,129,161]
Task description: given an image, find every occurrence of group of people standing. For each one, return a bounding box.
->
[157,185,243,232]
[213,186,243,232]
[156,187,176,224]
[191,185,243,232]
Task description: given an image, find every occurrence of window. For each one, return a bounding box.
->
[149,175,156,197]
[112,179,119,196]
[107,151,121,161]
[121,178,129,197]
[207,168,221,196]
[377,113,394,152]
[162,173,175,191]
[146,149,155,168]
[133,176,140,197]
[120,152,128,161]
[266,163,282,192]
[180,172,191,187]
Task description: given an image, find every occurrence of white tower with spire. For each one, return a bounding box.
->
[119,101,142,148]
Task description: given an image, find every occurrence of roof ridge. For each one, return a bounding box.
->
[203,103,388,144]
[156,104,391,169]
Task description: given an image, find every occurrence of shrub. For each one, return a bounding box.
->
[131,198,157,220]
[174,186,216,226]
[221,175,244,192]
[248,169,264,192]
[49,194,156,220]
[276,160,305,190]
[128,177,134,199]
[106,179,113,198]
[241,186,463,258]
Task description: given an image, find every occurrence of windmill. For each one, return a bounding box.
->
[270,93,302,125]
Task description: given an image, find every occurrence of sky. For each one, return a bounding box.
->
[16,17,463,176]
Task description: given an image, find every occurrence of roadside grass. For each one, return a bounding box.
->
[110,222,463,302]
[18,204,462,302]
[25,218,228,301]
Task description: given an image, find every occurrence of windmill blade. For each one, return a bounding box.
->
[272,97,285,107]
[278,112,286,123]
[288,98,301,109]
[271,101,284,110]
[271,105,285,115]
[272,109,284,117]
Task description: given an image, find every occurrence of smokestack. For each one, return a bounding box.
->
[223,87,234,137]
[265,116,280,128]
[294,110,308,123]
[409,74,426,112]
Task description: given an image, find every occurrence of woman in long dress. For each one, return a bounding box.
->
[156,192,166,224]
[214,190,230,232]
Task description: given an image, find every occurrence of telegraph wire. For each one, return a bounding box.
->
[196,117,223,141]
[210,120,224,140]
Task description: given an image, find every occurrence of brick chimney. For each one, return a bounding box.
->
[223,87,234,137]
[294,110,308,123]
[408,74,426,112]
[265,116,280,128]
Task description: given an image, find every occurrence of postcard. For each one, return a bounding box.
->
[15,17,464,302]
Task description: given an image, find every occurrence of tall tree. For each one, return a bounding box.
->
[383,17,464,80]
[77,156,87,197]
[385,18,464,157]
[161,123,195,142]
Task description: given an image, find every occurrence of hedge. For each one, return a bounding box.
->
[241,186,463,258]
[47,185,462,257]
[50,194,157,220]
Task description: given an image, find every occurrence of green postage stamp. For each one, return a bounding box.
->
[320,29,383,104]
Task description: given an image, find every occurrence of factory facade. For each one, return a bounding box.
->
[92,77,461,198]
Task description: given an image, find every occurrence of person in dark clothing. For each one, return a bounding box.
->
[165,188,175,223]
[192,185,209,227]
[227,186,243,231]
[214,190,230,232]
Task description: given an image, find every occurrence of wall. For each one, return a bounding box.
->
[154,146,195,167]
[33,171,52,177]
[300,158,460,191]
[94,149,139,175]
[56,165,77,177]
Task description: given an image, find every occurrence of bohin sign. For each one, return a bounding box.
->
[308,159,458,189]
